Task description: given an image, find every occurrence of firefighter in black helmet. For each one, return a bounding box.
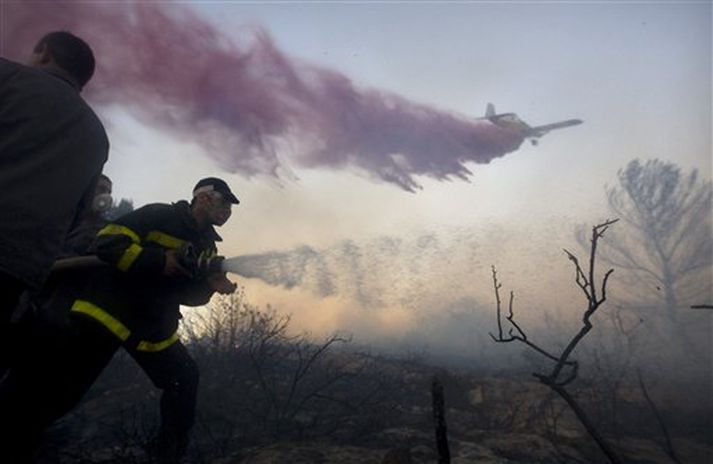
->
[0,177,239,463]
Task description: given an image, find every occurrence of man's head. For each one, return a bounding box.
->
[91,174,113,215]
[96,174,112,196]
[30,31,95,90]
[191,177,239,227]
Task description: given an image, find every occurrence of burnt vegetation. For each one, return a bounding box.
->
[34,287,711,463]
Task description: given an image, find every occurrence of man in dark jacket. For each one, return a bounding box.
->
[0,177,239,463]
[0,31,109,355]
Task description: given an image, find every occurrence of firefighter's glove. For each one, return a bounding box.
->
[207,272,238,295]
[178,244,224,279]
[163,250,192,277]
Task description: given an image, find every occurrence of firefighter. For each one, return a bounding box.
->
[0,177,239,463]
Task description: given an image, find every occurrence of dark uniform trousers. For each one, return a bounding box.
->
[0,273,29,378]
[0,273,24,321]
[0,313,199,463]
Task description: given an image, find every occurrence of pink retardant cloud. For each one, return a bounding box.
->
[2,1,524,191]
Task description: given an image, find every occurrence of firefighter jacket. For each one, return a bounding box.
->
[71,201,221,352]
[0,58,108,288]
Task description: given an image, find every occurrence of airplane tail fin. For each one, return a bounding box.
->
[485,103,496,118]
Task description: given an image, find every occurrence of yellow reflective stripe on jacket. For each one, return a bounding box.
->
[71,300,131,342]
[71,300,178,353]
[136,332,179,352]
[117,243,143,272]
[146,231,186,250]
[97,224,143,271]
[97,224,141,244]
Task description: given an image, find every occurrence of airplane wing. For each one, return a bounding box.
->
[529,119,583,135]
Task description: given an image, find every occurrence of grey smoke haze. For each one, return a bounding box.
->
[223,221,711,383]
[219,224,560,367]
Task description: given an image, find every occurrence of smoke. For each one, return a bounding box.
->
[2,1,525,191]
[225,224,713,384]
[220,221,587,368]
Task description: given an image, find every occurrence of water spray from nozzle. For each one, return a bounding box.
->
[221,256,263,279]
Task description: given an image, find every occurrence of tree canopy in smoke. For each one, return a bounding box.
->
[3,1,525,191]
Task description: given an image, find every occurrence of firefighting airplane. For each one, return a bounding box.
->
[484,103,583,145]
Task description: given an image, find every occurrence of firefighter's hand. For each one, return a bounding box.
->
[207,272,238,294]
[163,250,191,277]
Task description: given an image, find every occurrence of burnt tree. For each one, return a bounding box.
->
[491,219,622,464]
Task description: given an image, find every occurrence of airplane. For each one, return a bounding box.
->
[484,103,583,145]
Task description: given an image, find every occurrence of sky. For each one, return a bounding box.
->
[1,1,711,354]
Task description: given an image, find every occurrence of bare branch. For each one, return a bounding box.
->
[556,360,579,387]
[521,339,575,365]
[535,375,622,464]
[552,221,617,380]
[636,370,682,464]
[589,219,619,304]
[505,291,529,340]
[492,266,504,340]
[691,305,713,310]
[600,269,615,304]
[564,248,591,300]
[489,266,575,365]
